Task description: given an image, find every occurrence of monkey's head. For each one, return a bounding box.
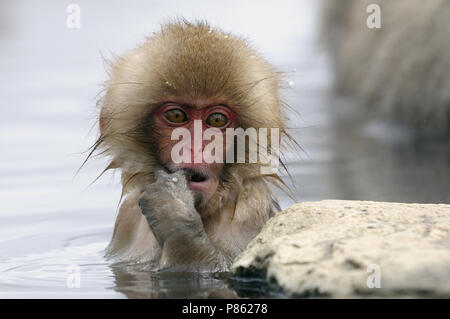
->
[95,21,289,213]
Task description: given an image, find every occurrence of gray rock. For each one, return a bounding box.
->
[231,200,450,297]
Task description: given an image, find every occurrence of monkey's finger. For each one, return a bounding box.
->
[153,165,170,180]
[171,169,191,185]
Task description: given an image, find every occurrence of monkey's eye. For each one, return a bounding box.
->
[164,109,187,124]
[205,113,228,127]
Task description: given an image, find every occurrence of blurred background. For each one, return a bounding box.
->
[0,0,448,298]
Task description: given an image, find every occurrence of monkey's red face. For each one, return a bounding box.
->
[152,98,238,205]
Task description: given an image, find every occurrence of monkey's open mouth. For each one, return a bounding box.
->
[163,165,208,183]
[161,165,217,204]
[184,169,208,183]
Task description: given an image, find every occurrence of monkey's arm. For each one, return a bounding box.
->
[138,169,230,272]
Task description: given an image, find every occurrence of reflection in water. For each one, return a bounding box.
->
[109,262,287,298]
[110,265,238,299]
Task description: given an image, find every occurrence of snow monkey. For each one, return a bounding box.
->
[92,21,292,272]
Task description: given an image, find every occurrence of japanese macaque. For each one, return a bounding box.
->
[321,0,450,132]
[91,21,291,272]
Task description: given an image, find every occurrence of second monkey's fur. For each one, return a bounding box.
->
[93,21,291,266]
[321,0,450,133]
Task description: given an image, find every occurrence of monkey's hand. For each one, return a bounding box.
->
[138,168,229,272]
[138,168,200,245]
